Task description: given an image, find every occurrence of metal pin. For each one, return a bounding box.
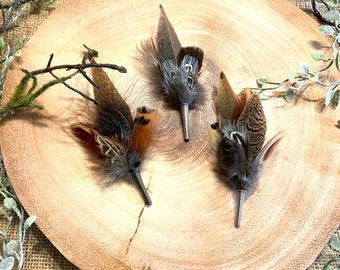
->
[180,103,189,142]
[236,190,246,228]
[130,170,152,206]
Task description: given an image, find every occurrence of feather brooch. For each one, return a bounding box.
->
[136,4,204,141]
[209,72,284,228]
[71,51,157,206]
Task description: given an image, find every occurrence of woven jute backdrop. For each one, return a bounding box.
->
[0,0,339,269]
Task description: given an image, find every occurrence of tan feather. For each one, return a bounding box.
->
[215,72,241,126]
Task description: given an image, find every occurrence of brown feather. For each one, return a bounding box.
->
[211,71,284,228]
[237,91,267,157]
[178,46,204,73]
[157,4,182,64]
[136,5,204,141]
[91,60,132,125]
[135,38,163,89]
[71,54,157,205]
[129,107,158,159]
[70,123,105,160]
[262,131,285,161]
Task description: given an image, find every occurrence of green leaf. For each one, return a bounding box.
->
[325,89,334,106]
[336,51,340,71]
[257,77,267,84]
[0,256,14,270]
[331,90,340,108]
[285,88,295,102]
[24,215,36,230]
[300,62,309,74]
[36,0,57,8]
[311,51,323,61]
[10,36,25,57]
[0,37,5,51]
[329,234,340,252]
[333,0,339,6]
[14,50,21,57]
[256,77,267,88]
[318,25,336,36]
[287,75,295,82]
[3,198,17,210]
[5,240,17,255]
[324,10,340,21]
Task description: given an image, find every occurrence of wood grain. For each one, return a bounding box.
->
[0,0,339,269]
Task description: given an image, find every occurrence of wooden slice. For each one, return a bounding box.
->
[0,0,339,269]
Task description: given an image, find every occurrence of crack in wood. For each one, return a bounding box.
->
[125,177,152,257]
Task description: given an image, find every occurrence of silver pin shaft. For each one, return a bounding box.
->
[130,170,152,206]
[236,190,246,228]
[180,103,189,142]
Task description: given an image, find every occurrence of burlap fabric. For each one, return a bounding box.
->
[1,0,338,269]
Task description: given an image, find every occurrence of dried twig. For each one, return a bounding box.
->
[0,45,127,121]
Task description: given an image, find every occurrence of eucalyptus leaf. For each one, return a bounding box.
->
[318,25,336,36]
[3,198,17,210]
[24,215,36,230]
[0,256,14,270]
[325,89,334,106]
[257,77,267,84]
[285,88,295,102]
[299,62,309,74]
[324,10,340,21]
[311,51,323,61]
[331,90,340,108]
[287,75,295,82]
[14,50,21,57]
[0,38,4,51]
[329,234,340,252]
[2,178,10,190]
[5,240,17,255]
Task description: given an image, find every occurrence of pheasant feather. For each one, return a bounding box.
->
[71,52,157,206]
[136,5,204,141]
[210,72,284,227]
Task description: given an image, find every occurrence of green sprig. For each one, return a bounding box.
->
[254,8,340,110]
[0,156,36,270]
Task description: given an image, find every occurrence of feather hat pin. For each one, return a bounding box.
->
[210,72,284,228]
[71,49,157,206]
[136,4,204,142]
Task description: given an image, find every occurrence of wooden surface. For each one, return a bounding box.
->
[0,0,339,269]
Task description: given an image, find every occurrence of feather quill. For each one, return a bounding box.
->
[71,55,157,206]
[210,72,284,228]
[136,4,204,141]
